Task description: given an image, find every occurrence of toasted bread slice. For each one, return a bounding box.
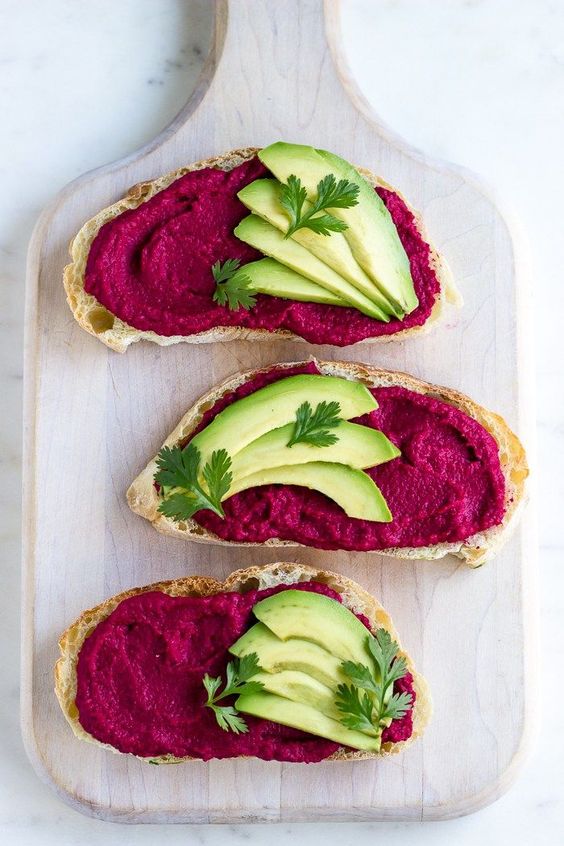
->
[55,561,431,762]
[127,359,528,567]
[63,147,457,353]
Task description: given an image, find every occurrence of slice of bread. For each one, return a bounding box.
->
[55,561,431,763]
[127,358,528,567]
[63,147,457,353]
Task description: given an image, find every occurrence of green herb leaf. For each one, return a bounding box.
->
[315,174,361,210]
[279,175,308,234]
[154,444,232,521]
[211,258,242,284]
[340,661,379,694]
[203,653,264,734]
[297,212,348,236]
[202,673,222,701]
[212,259,257,311]
[235,652,263,684]
[280,173,360,238]
[202,448,233,505]
[367,628,410,698]
[336,629,413,736]
[287,400,341,447]
[335,684,377,735]
[213,705,249,735]
[383,691,413,722]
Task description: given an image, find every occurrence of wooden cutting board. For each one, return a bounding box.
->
[21,0,537,823]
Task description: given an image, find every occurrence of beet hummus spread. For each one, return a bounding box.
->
[190,364,506,550]
[84,157,440,346]
[75,582,415,762]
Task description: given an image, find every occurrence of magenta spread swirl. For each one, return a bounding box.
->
[84,158,440,345]
[188,363,506,549]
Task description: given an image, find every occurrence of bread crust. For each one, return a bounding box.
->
[127,358,528,567]
[55,561,431,763]
[63,147,457,352]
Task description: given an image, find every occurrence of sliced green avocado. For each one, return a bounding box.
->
[229,622,347,689]
[258,142,418,314]
[238,180,399,318]
[251,670,345,723]
[242,257,348,307]
[252,589,375,667]
[235,691,381,752]
[229,420,399,480]
[225,461,392,522]
[189,373,377,467]
[234,215,389,321]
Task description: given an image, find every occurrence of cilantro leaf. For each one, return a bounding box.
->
[212,705,249,735]
[211,258,242,284]
[336,629,413,737]
[287,400,341,447]
[202,673,222,701]
[383,691,413,722]
[335,684,377,735]
[315,174,361,209]
[212,259,257,311]
[280,173,360,238]
[203,653,264,734]
[279,174,308,234]
[154,444,232,521]
[367,628,409,696]
[203,448,233,504]
[297,212,348,236]
[235,652,263,683]
[340,661,379,694]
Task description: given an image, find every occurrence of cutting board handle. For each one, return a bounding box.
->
[174,0,364,144]
[213,0,333,88]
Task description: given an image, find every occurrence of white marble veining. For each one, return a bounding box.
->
[1,0,562,842]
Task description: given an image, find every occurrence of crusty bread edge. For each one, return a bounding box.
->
[63,147,457,353]
[54,561,431,764]
[126,358,528,568]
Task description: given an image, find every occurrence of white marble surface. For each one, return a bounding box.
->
[1,0,562,842]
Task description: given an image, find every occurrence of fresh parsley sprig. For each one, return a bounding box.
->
[336,684,379,736]
[203,653,264,733]
[336,628,413,735]
[154,443,232,521]
[280,173,360,238]
[287,400,342,447]
[212,259,257,311]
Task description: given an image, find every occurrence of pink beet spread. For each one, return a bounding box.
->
[75,582,415,762]
[83,158,440,345]
[191,363,506,550]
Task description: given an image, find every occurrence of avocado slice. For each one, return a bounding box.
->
[235,691,381,752]
[242,257,348,307]
[258,142,418,314]
[225,462,392,522]
[238,180,399,318]
[229,420,399,480]
[189,374,377,467]
[235,215,389,321]
[251,670,345,723]
[229,623,347,689]
[253,589,375,667]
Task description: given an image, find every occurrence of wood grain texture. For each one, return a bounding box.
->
[21,0,538,823]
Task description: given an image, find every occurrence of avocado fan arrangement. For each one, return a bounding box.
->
[223,142,418,320]
[55,139,527,765]
[224,590,411,751]
[155,373,398,525]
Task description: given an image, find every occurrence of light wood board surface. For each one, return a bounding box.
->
[21,0,537,823]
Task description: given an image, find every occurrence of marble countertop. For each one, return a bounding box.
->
[2,0,562,842]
